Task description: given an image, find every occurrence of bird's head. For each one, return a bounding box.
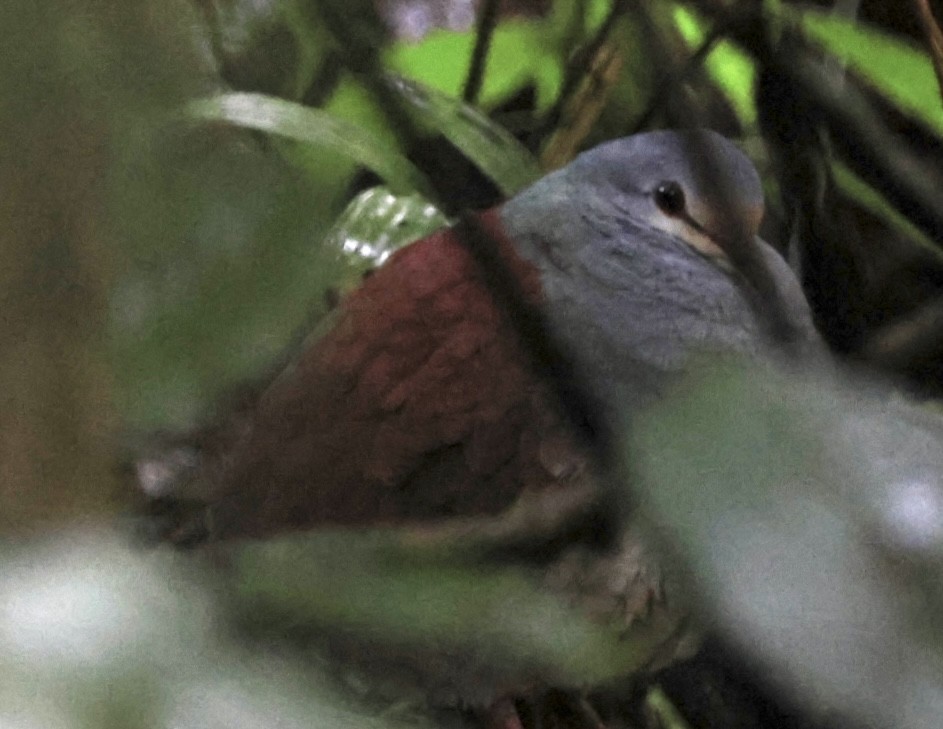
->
[570,129,764,260]
[500,129,820,405]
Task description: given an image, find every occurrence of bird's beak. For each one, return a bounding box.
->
[690,199,763,252]
[652,204,801,345]
[676,200,764,267]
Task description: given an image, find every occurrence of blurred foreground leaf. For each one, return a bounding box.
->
[0,529,426,729]
[229,529,680,697]
[0,0,207,533]
[631,358,943,729]
[109,126,345,429]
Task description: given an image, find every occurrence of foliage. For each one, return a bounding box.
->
[4,1,943,728]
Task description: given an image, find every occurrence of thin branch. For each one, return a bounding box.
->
[540,44,622,170]
[863,295,943,370]
[454,213,614,466]
[629,25,725,133]
[703,4,943,249]
[312,3,458,211]
[915,0,943,107]
[529,0,629,151]
[786,55,943,247]
[463,0,500,105]
[452,212,625,546]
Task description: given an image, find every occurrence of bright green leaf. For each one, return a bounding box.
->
[384,22,563,109]
[672,6,758,127]
[795,8,943,134]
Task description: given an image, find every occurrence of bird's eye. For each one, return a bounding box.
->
[654,181,686,216]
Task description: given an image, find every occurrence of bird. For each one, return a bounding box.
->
[134,129,822,727]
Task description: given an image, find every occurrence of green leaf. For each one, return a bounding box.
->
[187,92,432,196]
[672,6,758,127]
[325,185,448,276]
[645,687,693,729]
[384,21,563,109]
[389,76,541,196]
[631,359,943,729]
[109,119,360,429]
[795,8,943,135]
[833,162,943,259]
[232,530,680,687]
[0,529,427,729]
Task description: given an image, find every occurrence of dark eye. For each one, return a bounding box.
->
[654,181,686,216]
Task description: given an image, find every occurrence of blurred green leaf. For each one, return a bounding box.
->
[231,530,680,689]
[0,529,427,729]
[795,7,943,135]
[188,92,432,195]
[631,359,943,729]
[646,686,693,729]
[0,0,215,531]
[325,75,403,150]
[109,127,345,429]
[390,77,541,195]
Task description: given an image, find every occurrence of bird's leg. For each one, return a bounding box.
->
[485,697,526,729]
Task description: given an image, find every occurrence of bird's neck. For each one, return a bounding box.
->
[498,175,774,412]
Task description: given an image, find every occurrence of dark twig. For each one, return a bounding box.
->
[312,2,449,208]
[454,213,614,466]
[703,5,943,249]
[463,0,500,105]
[624,9,804,348]
[530,0,629,152]
[682,130,807,349]
[300,51,344,107]
[915,0,943,106]
[452,213,623,549]
[863,295,943,370]
[540,45,622,170]
[784,55,943,247]
[629,24,725,133]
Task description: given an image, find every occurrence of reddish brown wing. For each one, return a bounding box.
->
[206,210,589,539]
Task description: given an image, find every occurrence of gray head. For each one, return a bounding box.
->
[566,129,766,261]
[500,129,820,407]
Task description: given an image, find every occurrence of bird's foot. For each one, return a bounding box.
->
[485,690,607,729]
[137,495,212,547]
